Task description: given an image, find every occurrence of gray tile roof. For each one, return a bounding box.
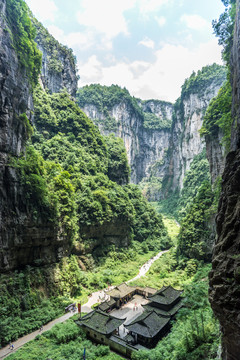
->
[98,298,116,311]
[135,286,157,295]
[148,285,182,305]
[143,300,183,317]
[106,283,135,299]
[78,310,126,335]
[125,311,170,338]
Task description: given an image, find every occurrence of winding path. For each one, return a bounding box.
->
[0,249,168,359]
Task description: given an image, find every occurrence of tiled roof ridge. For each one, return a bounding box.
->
[94,309,126,321]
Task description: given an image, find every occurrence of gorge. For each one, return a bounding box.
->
[0,0,240,359]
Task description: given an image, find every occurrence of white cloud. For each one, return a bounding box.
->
[78,38,223,102]
[25,0,58,22]
[155,16,166,27]
[77,0,136,40]
[79,55,103,83]
[47,25,64,42]
[181,14,209,30]
[138,0,171,14]
[47,25,97,51]
[138,37,155,49]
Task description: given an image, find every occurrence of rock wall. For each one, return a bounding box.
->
[209,2,240,358]
[80,76,225,192]
[82,100,173,184]
[168,83,223,193]
[205,128,226,184]
[0,0,74,272]
[32,18,78,98]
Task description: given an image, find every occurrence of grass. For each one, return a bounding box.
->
[130,248,194,290]
[150,203,180,245]
[6,318,122,360]
[162,215,180,244]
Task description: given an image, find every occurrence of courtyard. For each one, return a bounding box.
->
[110,294,149,338]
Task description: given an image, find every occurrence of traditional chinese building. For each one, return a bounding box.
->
[125,310,171,348]
[77,284,183,357]
[105,283,157,309]
[147,285,183,312]
[76,309,125,343]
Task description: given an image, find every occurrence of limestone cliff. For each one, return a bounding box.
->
[205,128,225,184]
[78,69,226,194]
[209,1,240,358]
[0,0,74,272]
[32,17,78,98]
[164,71,225,194]
[79,87,173,183]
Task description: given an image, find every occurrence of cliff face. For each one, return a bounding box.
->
[205,129,225,184]
[79,70,225,194]
[32,18,78,98]
[209,2,240,358]
[168,83,223,193]
[0,0,76,272]
[81,100,173,183]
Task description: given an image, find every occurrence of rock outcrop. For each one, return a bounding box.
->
[79,70,225,193]
[32,17,78,98]
[81,98,173,183]
[209,2,240,358]
[0,0,74,272]
[205,128,225,184]
[166,81,224,193]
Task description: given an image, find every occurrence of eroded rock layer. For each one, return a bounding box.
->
[209,2,240,358]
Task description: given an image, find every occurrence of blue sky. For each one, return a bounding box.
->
[25,0,225,102]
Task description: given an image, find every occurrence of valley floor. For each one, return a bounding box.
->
[0,250,168,360]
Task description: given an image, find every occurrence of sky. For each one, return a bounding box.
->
[25,0,226,103]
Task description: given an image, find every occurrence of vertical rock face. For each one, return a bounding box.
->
[80,72,225,193]
[0,0,72,272]
[0,0,33,158]
[32,18,78,98]
[205,128,226,184]
[231,0,240,152]
[168,84,223,192]
[82,100,173,183]
[209,2,240,358]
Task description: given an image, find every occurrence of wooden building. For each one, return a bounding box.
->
[78,284,183,355]
[105,283,157,309]
[147,285,183,312]
[106,283,135,308]
[125,310,171,348]
[76,309,125,343]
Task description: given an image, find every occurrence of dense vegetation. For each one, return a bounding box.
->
[6,254,219,360]
[132,261,219,360]
[31,16,77,72]
[31,86,169,247]
[143,111,172,130]
[77,84,173,131]
[6,317,122,360]
[200,79,232,151]
[158,151,211,220]
[156,150,222,264]
[0,84,171,347]
[6,0,42,85]
[180,64,226,99]
[0,267,71,346]
[212,0,236,63]
[77,84,142,118]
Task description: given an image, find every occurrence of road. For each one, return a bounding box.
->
[0,249,168,359]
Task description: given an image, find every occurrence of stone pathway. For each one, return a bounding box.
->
[126,249,169,284]
[0,249,168,359]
